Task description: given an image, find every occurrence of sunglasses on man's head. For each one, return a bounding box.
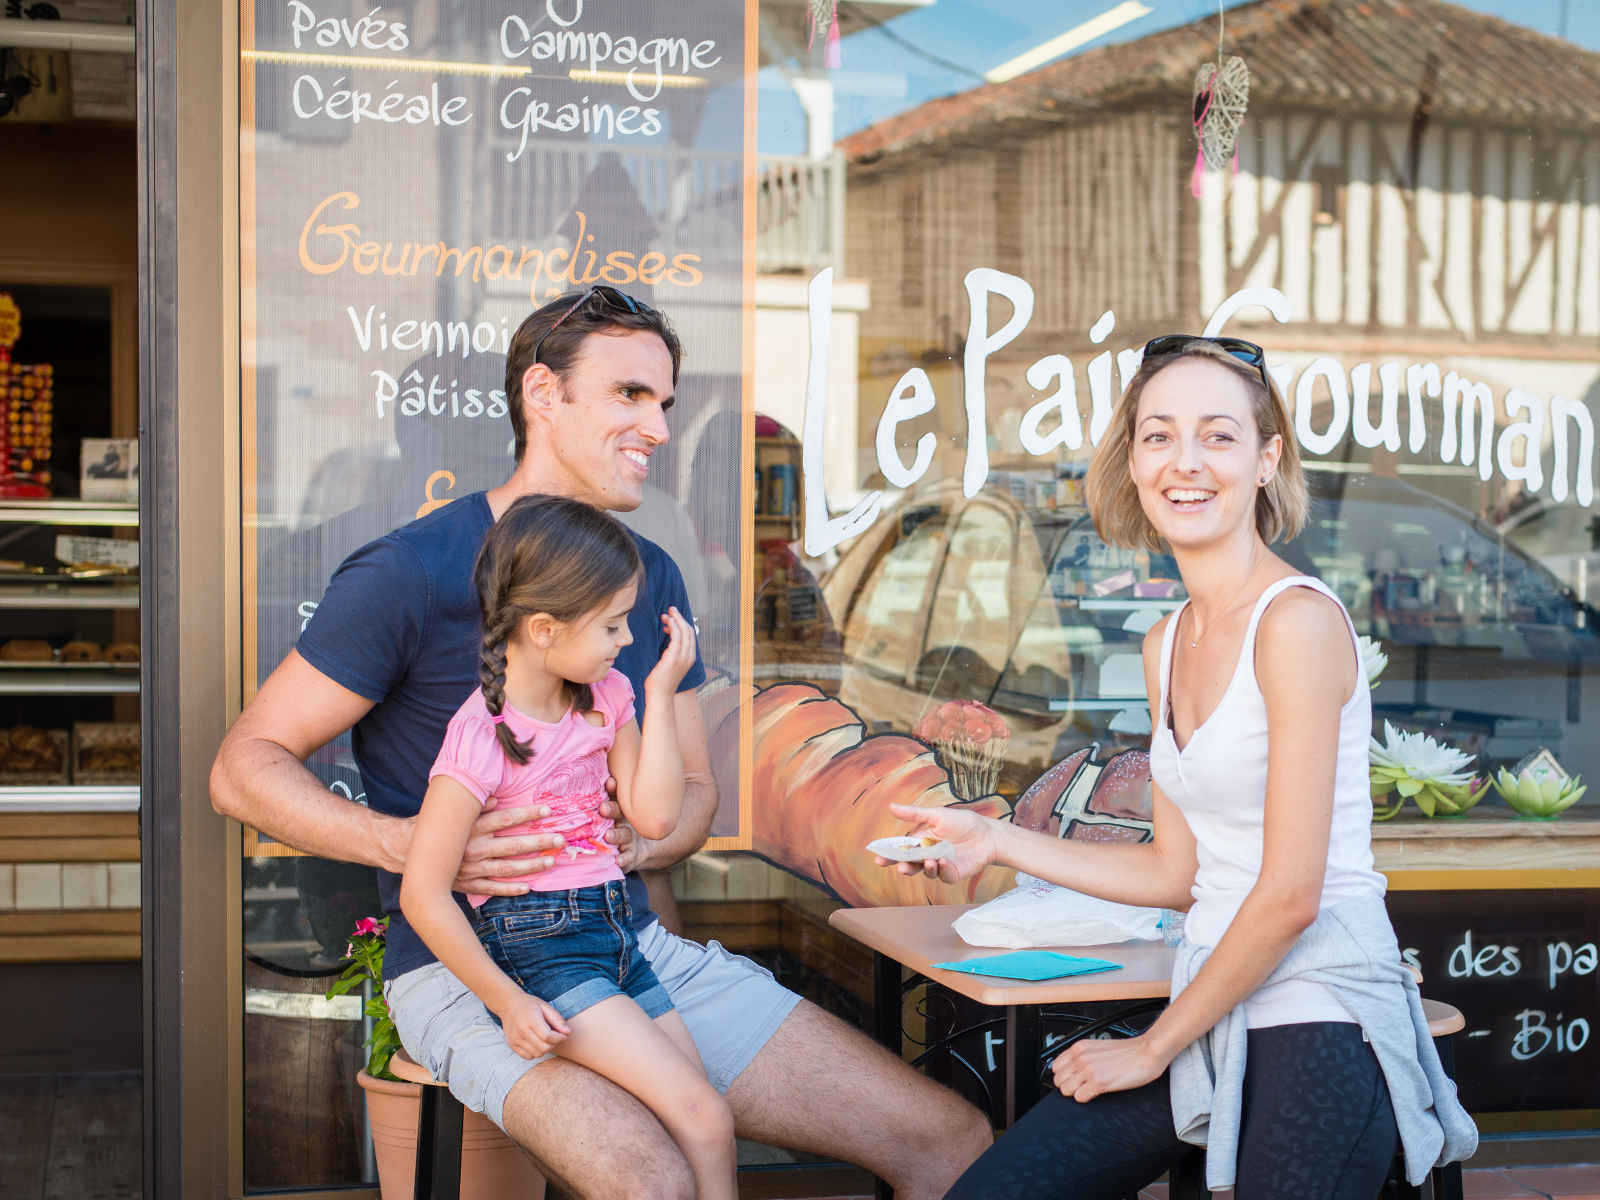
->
[532,285,656,365]
[1142,334,1269,389]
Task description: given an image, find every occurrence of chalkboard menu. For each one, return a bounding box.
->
[240,0,751,846]
[908,889,1598,1128]
[1388,889,1599,1112]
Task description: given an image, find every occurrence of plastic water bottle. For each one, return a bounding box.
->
[1159,908,1187,947]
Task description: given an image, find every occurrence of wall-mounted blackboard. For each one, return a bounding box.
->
[914,889,1598,1125]
[1387,888,1599,1112]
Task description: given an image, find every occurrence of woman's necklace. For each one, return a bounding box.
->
[1186,552,1263,648]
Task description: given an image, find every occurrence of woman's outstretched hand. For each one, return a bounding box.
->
[1051,1035,1168,1103]
[875,802,1002,883]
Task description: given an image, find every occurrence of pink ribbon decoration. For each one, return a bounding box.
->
[808,0,841,69]
[1191,77,1213,199]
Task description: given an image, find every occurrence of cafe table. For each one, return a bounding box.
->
[830,904,1452,1200]
[829,902,1182,1195]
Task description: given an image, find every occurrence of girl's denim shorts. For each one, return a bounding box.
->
[473,879,672,1022]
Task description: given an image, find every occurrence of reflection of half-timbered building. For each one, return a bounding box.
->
[840,0,1600,513]
[829,0,1600,828]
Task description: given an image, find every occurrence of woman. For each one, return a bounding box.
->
[884,336,1476,1198]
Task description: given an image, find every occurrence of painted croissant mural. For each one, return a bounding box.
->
[729,682,1156,908]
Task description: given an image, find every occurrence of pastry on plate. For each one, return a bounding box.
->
[866,834,954,863]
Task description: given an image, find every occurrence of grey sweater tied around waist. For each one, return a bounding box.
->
[1167,895,1478,1191]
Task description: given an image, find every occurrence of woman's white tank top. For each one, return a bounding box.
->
[1149,576,1387,1028]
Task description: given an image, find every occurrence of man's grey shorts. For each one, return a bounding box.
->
[383,918,802,1130]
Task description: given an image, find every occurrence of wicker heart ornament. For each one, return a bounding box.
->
[1191,54,1249,196]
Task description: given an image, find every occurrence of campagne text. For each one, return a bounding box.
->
[279,0,720,149]
[801,269,1598,556]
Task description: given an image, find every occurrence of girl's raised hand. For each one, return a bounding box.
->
[644,606,697,700]
[496,992,570,1059]
[876,802,1000,883]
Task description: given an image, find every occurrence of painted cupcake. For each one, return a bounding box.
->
[915,699,1011,800]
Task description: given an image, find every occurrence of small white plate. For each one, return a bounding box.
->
[867,835,953,863]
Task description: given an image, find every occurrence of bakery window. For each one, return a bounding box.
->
[0,285,140,814]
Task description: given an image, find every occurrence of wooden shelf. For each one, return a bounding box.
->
[1374,811,1600,880]
[0,909,140,962]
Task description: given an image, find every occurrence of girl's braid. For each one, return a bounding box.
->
[478,608,533,765]
[572,680,595,717]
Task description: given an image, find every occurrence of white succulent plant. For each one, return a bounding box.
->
[1357,635,1388,689]
[1368,721,1486,819]
[1492,766,1587,819]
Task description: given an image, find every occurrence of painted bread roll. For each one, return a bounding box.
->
[1012,745,1093,836]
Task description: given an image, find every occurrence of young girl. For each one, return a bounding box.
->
[400,494,736,1200]
[881,337,1475,1198]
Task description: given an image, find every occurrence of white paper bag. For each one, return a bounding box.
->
[952,873,1162,948]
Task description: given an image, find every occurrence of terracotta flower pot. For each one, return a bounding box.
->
[357,1070,546,1200]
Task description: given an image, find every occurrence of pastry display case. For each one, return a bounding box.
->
[0,500,140,809]
[0,287,139,812]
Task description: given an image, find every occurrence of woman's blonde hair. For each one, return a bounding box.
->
[1084,339,1308,552]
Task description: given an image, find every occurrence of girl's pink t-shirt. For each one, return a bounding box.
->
[429,670,635,904]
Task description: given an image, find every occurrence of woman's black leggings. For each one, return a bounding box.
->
[945,1021,1399,1200]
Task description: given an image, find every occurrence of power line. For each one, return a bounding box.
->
[838,1,1096,110]
[839,1,990,83]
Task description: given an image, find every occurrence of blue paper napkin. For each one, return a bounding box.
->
[931,950,1122,981]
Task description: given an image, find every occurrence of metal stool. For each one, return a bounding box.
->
[1168,999,1467,1200]
[390,1049,465,1200]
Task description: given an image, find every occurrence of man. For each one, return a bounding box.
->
[211,288,991,1199]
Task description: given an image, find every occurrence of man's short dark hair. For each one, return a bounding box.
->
[504,291,683,462]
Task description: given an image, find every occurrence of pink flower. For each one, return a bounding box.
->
[352,917,385,938]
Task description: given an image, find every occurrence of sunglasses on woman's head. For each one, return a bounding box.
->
[532,285,656,365]
[1142,334,1269,389]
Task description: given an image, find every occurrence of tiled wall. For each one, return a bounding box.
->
[0,862,141,910]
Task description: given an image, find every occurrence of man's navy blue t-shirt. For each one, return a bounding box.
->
[297,491,706,982]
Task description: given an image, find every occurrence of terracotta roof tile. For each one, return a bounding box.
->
[839,0,1600,162]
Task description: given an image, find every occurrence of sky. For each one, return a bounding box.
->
[749,0,1600,155]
